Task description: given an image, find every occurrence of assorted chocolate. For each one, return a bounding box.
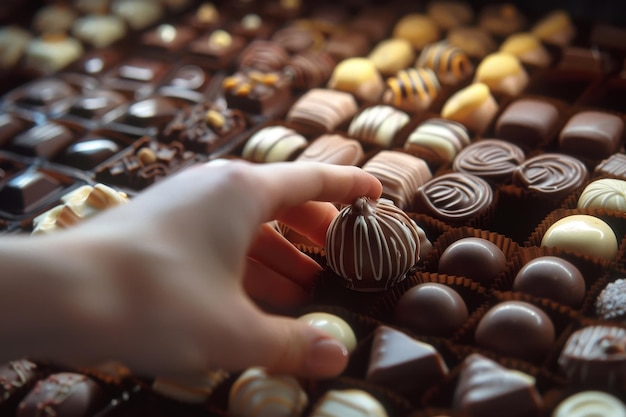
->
[1,0,626,416]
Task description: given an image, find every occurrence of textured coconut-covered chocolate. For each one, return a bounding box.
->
[454,353,543,417]
[595,279,626,323]
[438,237,506,285]
[559,111,625,160]
[414,172,493,226]
[453,139,525,183]
[513,153,589,198]
[475,301,555,361]
[558,325,626,388]
[325,197,421,292]
[366,326,449,395]
[495,98,560,150]
[395,283,469,337]
[512,256,586,308]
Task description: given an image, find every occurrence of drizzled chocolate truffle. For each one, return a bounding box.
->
[325,197,421,292]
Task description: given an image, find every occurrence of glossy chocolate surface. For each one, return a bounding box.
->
[121,97,180,130]
[58,137,123,170]
[475,301,555,361]
[453,139,525,183]
[222,70,292,117]
[68,89,127,122]
[541,214,619,260]
[0,113,29,146]
[10,123,75,159]
[6,78,76,116]
[296,134,363,166]
[495,98,560,150]
[394,283,469,336]
[594,153,626,179]
[513,153,589,198]
[559,111,624,159]
[438,237,506,285]
[102,58,170,99]
[0,168,62,214]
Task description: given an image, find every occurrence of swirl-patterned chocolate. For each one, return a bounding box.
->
[284,51,335,90]
[416,41,474,84]
[513,153,588,198]
[383,67,440,113]
[415,172,493,225]
[325,197,421,292]
[453,139,525,183]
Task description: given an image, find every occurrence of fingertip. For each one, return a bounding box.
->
[304,337,349,378]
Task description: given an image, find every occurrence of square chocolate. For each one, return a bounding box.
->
[0,168,62,214]
[495,98,561,150]
[559,111,624,159]
[101,57,171,100]
[9,123,77,159]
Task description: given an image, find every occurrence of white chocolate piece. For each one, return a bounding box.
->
[152,370,229,404]
[441,82,498,134]
[310,389,388,417]
[577,179,626,212]
[33,5,78,34]
[541,214,618,260]
[24,35,83,74]
[228,367,308,417]
[405,118,470,165]
[112,0,164,30]
[348,105,410,147]
[243,126,307,163]
[72,14,127,48]
[474,52,529,96]
[298,312,357,353]
[0,26,32,69]
[552,391,626,417]
[327,58,385,103]
[392,13,440,50]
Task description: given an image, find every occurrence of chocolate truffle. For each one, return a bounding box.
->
[552,391,626,417]
[286,88,358,136]
[0,168,62,214]
[72,14,127,49]
[366,326,449,395]
[0,360,37,406]
[453,139,525,183]
[327,57,385,103]
[453,354,543,417]
[427,1,474,30]
[188,30,246,70]
[228,367,307,417]
[325,197,421,292]
[441,83,498,134]
[558,325,626,388]
[479,3,527,37]
[394,283,469,336]
[447,27,496,60]
[405,118,471,167]
[512,256,586,308]
[238,40,289,72]
[475,301,555,360]
[417,41,474,85]
[298,312,357,353]
[348,105,410,148]
[222,70,292,117]
[23,34,83,75]
[362,151,432,210]
[296,134,364,166]
[438,237,506,285]
[474,52,529,97]
[513,153,588,198]
[495,98,559,149]
[324,31,370,62]
[541,215,618,260]
[559,111,624,160]
[531,10,575,47]
[414,173,494,226]
[595,279,626,323]
[242,126,307,163]
[16,373,105,417]
[383,67,441,113]
[368,38,415,77]
[578,179,626,211]
[392,14,440,50]
[284,51,335,90]
[499,33,551,68]
[310,390,388,417]
[10,123,75,159]
[594,153,626,179]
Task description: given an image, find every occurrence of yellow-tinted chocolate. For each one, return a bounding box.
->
[33,5,78,34]
[417,41,474,85]
[392,13,440,50]
[441,82,498,133]
[383,67,440,113]
[368,38,415,77]
[24,34,84,74]
[499,33,551,67]
[474,52,529,96]
[0,26,32,69]
[327,57,384,102]
[479,3,527,37]
[531,10,575,46]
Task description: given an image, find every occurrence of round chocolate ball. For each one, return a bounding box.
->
[394,283,469,336]
[475,301,555,361]
[298,312,357,353]
[325,197,421,292]
[438,237,506,285]
[512,256,586,308]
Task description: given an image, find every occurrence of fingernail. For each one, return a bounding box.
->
[307,339,348,377]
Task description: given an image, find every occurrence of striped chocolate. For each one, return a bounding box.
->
[383,67,441,113]
[242,126,307,162]
[404,118,470,167]
[416,41,474,85]
[348,105,410,147]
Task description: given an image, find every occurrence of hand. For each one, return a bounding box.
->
[0,160,381,380]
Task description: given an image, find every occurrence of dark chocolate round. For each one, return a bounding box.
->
[453,139,525,183]
[595,279,626,323]
[512,153,589,198]
[414,172,493,226]
[512,256,586,308]
[394,283,469,336]
[325,197,420,292]
[438,237,506,285]
[475,301,555,361]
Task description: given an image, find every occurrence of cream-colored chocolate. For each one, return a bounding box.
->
[541,215,619,260]
[327,57,384,102]
[417,41,474,85]
[243,126,307,163]
[348,105,410,147]
[383,67,440,113]
[368,38,415,77]
[392,13,440,50]
[228,367,308,417]
[24,33,84,74]
[298,312,357,353]
[296,134,364,165]
[72,14,127,48]
[500,33,551,67]
[32,184,129,235]
[552,391,626,417]
[427,1,473,30]
[447,27,496,59]
[0,26,32,69]
[111,0,164,30]
[33,5,78,34]
[578,179,626,212]
[479,3,527,37]
[310,389,388,417]
[441,82,498,133]
[405,118,471,166]
[152,370,229,404]
[474,52,529,96]
[531,10,575,46]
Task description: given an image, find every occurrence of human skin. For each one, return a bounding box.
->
[0,160,382,380]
